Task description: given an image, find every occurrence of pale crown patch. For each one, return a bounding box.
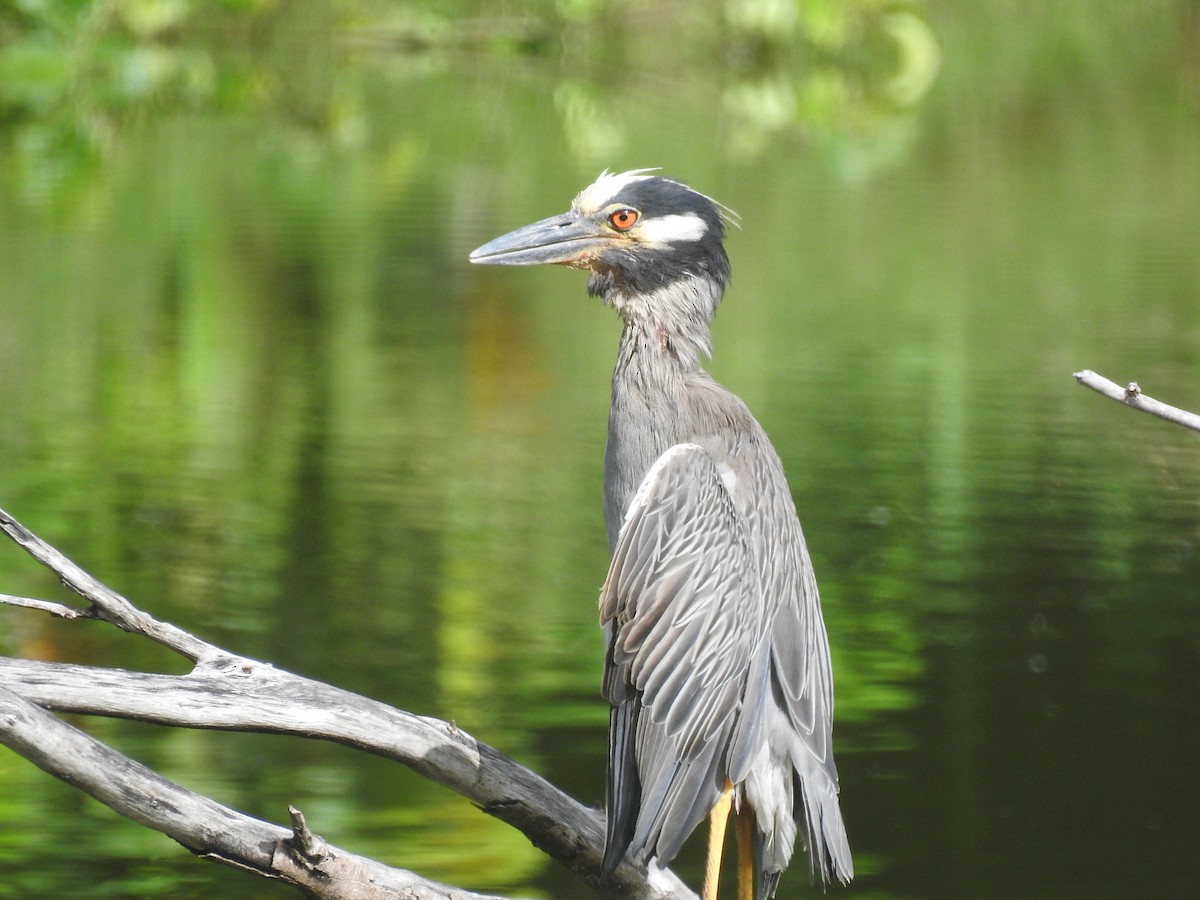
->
[574,168,658,214]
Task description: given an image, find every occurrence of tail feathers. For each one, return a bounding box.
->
[758,867,781,900]
[600,702,640,879]
[795,759,853,886]
[752,782,850,899]
[747,746,852,896]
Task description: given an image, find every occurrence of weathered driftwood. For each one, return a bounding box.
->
[0,506,696,900]
[0,684,508,900]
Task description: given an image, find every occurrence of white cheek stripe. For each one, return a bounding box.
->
[637,212,708,246]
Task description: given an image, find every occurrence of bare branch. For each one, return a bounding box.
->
[0,656,692,898]
[1074,370,1200,433]
[0,506,223,662]
[0,591,94,618]
[0,506,697,899]
[0,684,516,900]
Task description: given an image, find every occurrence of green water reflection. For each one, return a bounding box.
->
[2,2,1199,898]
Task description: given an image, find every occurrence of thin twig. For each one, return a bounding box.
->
[0,592,94,619]
[0,506,225,663]
[1074,370,1200,433]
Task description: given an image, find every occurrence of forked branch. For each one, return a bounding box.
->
[0,506,695,900]
[0,684,504,900]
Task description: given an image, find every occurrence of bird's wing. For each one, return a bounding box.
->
[743,445,852,884]
[599,442,766,869]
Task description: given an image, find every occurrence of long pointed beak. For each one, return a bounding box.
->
[469,211,614,267]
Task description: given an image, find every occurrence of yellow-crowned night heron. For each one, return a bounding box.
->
[470,170,852,899]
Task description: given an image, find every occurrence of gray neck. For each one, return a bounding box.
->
[601,275,722,373]
[601,277,722,549]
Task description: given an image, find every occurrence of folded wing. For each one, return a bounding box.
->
[599,442,767,871]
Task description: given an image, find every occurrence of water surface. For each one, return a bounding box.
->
[1,3,1199,897]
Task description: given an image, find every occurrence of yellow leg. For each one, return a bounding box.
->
[702,781,734,900]
[735,809,755,900]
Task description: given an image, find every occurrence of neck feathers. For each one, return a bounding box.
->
[598,274,723,370]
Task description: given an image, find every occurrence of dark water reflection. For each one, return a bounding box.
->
[2,2,1200,898]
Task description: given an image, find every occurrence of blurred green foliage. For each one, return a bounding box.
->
[0,0,941,205]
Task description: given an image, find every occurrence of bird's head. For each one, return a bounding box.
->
[470,170,734,319]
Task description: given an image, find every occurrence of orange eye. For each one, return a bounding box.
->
[609,208,639,231]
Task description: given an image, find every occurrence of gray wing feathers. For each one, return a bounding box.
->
[744,450,852,885]
[600,434,852,889]
[600,443,763,866]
